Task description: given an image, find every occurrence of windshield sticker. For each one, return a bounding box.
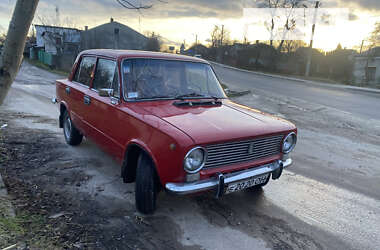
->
[128,92,138,98]
[123,65,131,74]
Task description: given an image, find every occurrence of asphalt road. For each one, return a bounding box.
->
[212,63,380,121]
[1,61,380,250]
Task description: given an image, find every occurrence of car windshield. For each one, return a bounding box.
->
[122,59,226,100]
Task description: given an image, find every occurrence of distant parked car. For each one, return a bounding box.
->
[55,49,297,214]
[194,54,202,58]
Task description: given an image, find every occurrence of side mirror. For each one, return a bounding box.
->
[98,88,113,97]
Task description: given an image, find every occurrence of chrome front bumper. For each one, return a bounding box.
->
[165,158,292,196]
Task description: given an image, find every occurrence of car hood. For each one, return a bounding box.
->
[140,99,296,145]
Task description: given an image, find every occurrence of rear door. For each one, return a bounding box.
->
[69,56,96,135]
[85,58,125,159]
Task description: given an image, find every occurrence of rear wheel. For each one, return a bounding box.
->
[63,111,83,146]
[135,153,160,214]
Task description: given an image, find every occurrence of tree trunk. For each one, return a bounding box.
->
[277,39,285,53]
[0,0,39,105]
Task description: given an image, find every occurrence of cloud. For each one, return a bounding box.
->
[344,0,380,10]
[36,0,244,19]
[33,0,380,24]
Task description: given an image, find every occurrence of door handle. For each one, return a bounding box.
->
[84,95,91,105]
[65,86,70,94]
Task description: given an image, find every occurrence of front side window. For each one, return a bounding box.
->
[73,56,96,87]
[122,59,226,100]
[93,59,119,97]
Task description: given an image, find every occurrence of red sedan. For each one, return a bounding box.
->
[55,50,297,214]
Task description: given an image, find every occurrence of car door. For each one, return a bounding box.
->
[66,56,96,135]
[85,58,125,160]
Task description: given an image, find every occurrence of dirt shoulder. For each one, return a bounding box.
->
[0,110,199,250]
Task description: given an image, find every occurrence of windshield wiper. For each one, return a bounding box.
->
[175,93,219,101]
[175,93,203,100]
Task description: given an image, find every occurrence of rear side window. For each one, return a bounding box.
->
[92,59,120,98]
[73,56,96,87]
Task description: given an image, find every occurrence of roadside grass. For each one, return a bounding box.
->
[0,133,60,249]
[24,58,69,78]
[0,207,58,249]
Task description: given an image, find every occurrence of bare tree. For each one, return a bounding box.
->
[368,22,380,48]
[144,31,162,52]
[265,0,281,46]
[210,25,220,48]
[210,25,231,48]
[0,0,39,105]
[253,0,307,48]
[282,40,306,54]
[116,0,167,10]
[363,22,380,84]
[276,0,305,53]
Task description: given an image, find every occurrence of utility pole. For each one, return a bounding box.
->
[305,1,320,77]
[359,40,364,54]
[220,25,224,47]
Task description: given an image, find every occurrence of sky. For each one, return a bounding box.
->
[0,0,379,51]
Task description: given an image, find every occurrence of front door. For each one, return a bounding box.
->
[85,58,125,160]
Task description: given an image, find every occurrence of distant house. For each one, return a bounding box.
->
[183,44,208,57]
[80,18,148,51]
[34,24,81,55]
[353,47,380,86]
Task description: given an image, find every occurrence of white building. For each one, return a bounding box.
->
[353,48,380,86]
[34,25,81,55]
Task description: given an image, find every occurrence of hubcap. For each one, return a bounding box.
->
[64,115,72,139]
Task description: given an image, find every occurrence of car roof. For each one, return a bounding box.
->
[79,49,209,64]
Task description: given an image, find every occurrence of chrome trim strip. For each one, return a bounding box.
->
[166,159,290,195]
[282,158,292,168]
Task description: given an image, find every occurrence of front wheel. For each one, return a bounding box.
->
[63,111,83,146]
[135,153,160,214]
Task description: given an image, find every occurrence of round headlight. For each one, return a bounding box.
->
[184,147,207,173]
[282,132,297,153]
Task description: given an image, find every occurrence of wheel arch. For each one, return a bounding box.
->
[121,141,161,185]
[59,101,69,128]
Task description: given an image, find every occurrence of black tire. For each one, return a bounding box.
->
[63,111,83,146]
[135,153,160,214]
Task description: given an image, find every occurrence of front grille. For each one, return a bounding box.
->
[204,135,284,169]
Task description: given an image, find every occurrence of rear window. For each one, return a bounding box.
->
[73,56,96,87]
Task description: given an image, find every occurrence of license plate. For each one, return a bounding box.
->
[225,174,269,194]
